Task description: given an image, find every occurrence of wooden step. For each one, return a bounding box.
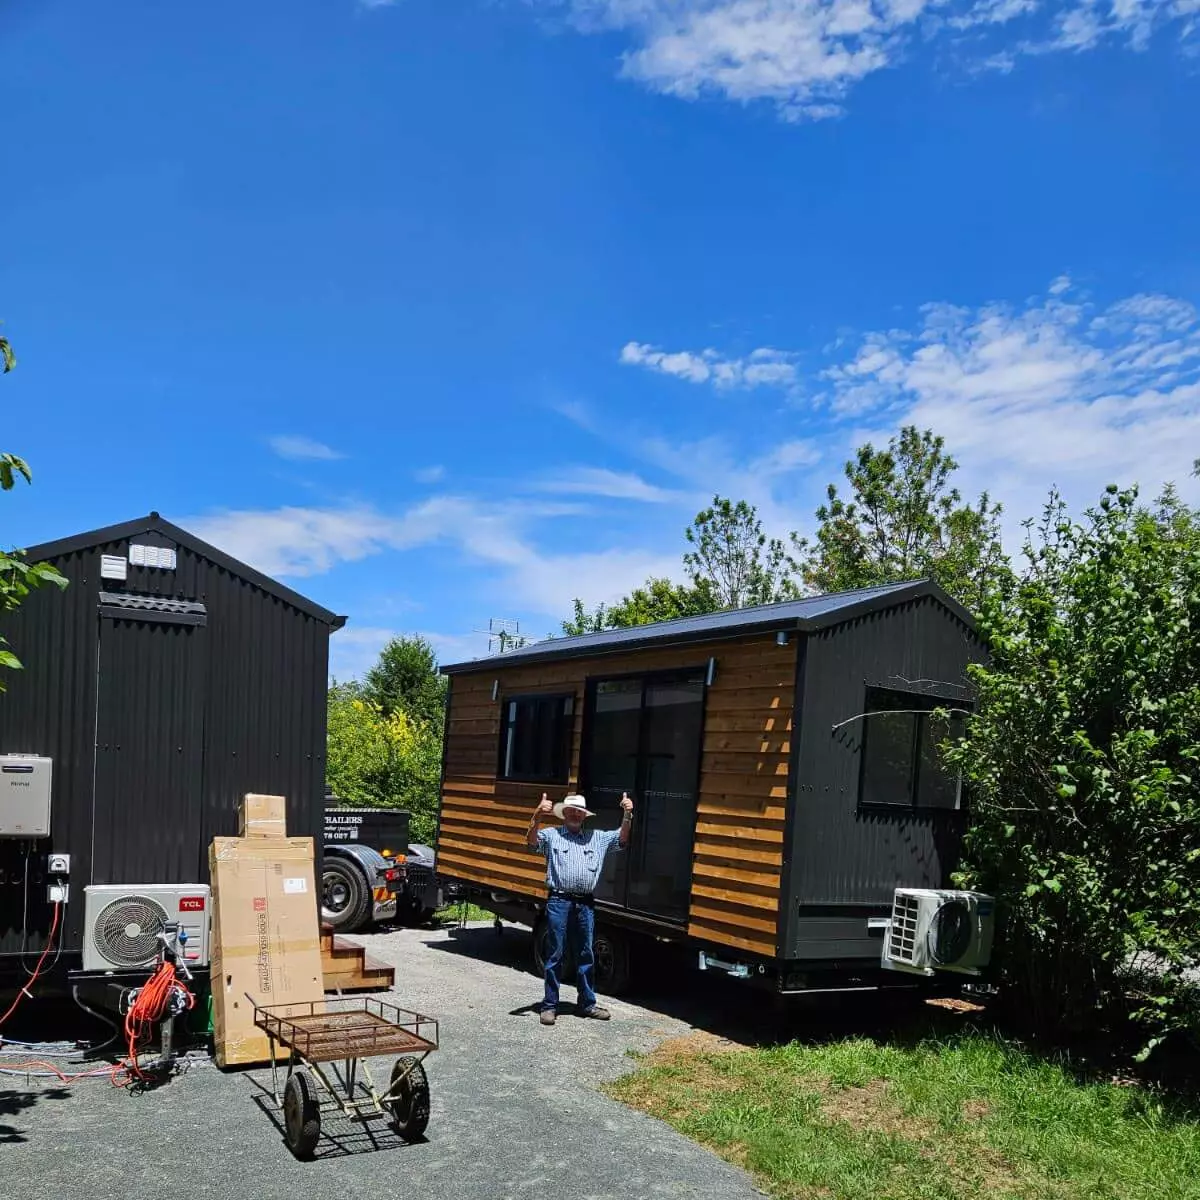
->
[320,923,395,994]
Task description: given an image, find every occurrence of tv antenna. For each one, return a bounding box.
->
[473,617,531,656]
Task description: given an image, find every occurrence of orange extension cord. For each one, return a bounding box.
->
[113,959,194,1085]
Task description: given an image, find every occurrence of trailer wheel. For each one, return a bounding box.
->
[386,1057,430,1141]
[283,1070,322,1160]
[321,857,370,932]
[593,927,631,997]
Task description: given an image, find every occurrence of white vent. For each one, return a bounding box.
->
[129,543,177,570]
[83,884,211,972]
[887,891,922,965]
[881,888,995,977]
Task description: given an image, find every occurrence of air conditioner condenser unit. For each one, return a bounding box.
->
[882,887,995,977]
[83,884,211,972]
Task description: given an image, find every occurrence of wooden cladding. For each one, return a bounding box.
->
[437,633,797,958]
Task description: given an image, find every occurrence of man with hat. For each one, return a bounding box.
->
[525,790,634,1025]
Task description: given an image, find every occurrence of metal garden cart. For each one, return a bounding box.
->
[251,995,439,1160]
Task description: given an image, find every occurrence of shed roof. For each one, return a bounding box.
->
[442,578,973,674]
[26,513,346,628]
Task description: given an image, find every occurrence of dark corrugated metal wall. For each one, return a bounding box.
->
[0,526,333,959]
[781,596,985,958]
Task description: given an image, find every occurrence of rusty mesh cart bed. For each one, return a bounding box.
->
[252,995,439,1159]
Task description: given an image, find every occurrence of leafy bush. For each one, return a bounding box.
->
[326,683,442,842]
[948,485,1200,1053]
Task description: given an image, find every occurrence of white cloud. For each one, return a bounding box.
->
[620,340,800,389]
[819,276,1200,525]
[268,435,345,462]
[554,1,1200,120]
[186,493,682,630]
[531,465,686,502]
[415,465,446,484]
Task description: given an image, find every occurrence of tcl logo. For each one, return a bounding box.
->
[179,896,206,912]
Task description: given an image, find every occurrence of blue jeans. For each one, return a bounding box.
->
[541,895,596,1012]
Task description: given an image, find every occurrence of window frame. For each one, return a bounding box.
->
[496,691,576,784]
[856,685,968,813]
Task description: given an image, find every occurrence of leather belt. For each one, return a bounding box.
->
[548,889,595,905]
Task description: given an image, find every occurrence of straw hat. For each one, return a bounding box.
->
[553,794,594,820]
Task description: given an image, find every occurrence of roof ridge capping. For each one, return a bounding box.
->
[442,577,973,674]
[25,512,347,629]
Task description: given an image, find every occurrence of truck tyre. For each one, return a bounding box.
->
[321,857,370,933]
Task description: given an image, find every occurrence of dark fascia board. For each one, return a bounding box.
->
[24,513,347,629]
[441,579,974,676]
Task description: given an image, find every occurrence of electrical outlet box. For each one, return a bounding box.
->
[48,853,70,874]
[0,755,53,837]
[48,882,69,904]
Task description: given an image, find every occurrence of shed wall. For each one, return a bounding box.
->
[438,632,796,957]
[0,531,331,959]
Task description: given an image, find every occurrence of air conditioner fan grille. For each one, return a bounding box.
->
[94,895,169,967]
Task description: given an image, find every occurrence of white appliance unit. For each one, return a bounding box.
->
[882,888,995,977]
[83,884,211,972]
[0,754,53,837]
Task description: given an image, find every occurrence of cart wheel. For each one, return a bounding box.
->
[386,1057,430,1141]
[283,1070,322,1160]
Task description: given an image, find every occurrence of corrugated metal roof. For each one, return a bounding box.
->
[442,579,974,674]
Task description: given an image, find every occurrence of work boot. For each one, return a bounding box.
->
[540,1008,557,1026]
[580,1005,610,1020]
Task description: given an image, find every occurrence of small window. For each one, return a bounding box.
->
[499,693,574,783]
[859,687,965,810]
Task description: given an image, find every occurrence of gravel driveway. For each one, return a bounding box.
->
[3,922,764,1200]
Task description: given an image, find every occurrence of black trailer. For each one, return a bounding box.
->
[0,512,345,989]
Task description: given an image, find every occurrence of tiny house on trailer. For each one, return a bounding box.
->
[435,580,985,995]
[0,513,344,987]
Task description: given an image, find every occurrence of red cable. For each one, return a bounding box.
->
[113,960,194,1086]
[0,901,62,1030]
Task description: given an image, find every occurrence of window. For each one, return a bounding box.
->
[498,693,574,783]
[859,687,965,810]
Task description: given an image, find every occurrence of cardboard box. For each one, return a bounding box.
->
[238,792,288,839]
[209,836,324,1068]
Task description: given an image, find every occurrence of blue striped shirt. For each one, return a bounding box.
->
[535,826,623,894]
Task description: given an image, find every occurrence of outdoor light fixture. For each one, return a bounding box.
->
[776,631,789,646]
[491,679,499,702]
[705,657,717,686]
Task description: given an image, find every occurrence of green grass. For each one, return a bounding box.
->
[606,1032,1200,1200]
[433,901,495,924]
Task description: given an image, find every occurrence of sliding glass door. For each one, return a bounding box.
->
[582,670,706,924]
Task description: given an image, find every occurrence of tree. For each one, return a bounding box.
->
[0,325,68,689]
[362,635,447,727]
[562,577,718,636]
[794,426,1007,612]
[685,496,800,608]
[946,483,1200,1052]
[325,682,442,842]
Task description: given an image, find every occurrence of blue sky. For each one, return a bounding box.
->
[4,0,1200,678]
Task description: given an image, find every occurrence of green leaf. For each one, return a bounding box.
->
[0,650,23,670]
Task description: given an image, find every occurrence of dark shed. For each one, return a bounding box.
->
[435,580,985,992]
[0,513,345,964]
